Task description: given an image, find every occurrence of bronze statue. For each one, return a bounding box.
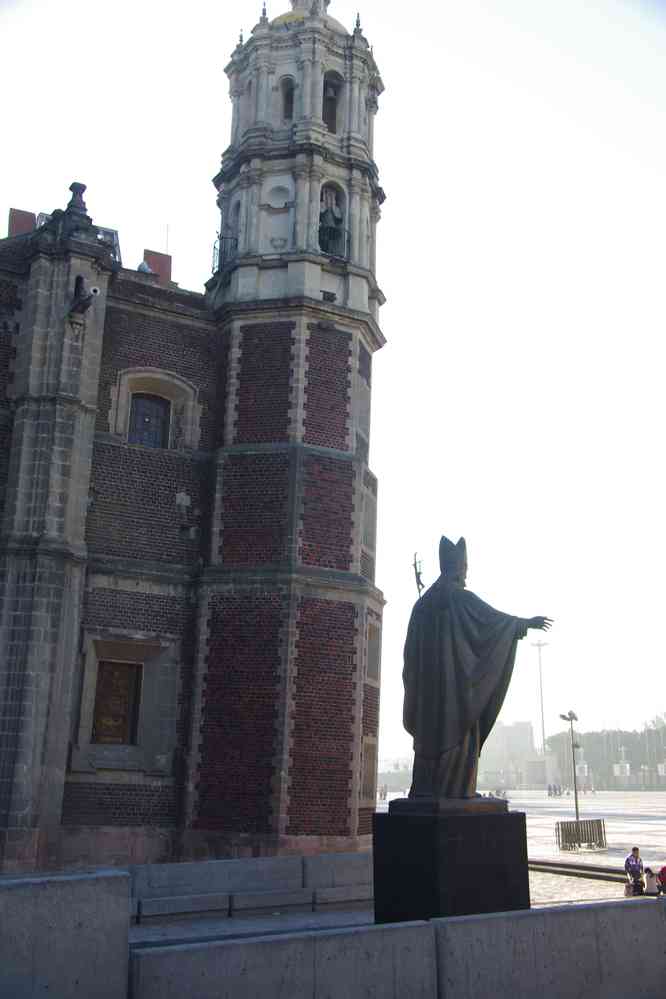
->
[403,536,552,801]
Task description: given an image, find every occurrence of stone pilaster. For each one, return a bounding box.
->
[0,186,112,870]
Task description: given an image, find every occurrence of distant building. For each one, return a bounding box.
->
[0,0,386,872]
[478,720,537,787]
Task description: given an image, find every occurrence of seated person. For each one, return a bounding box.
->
[645,868,659,896]
[658,866,666,894]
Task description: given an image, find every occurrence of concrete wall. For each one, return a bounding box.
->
[434,899,666,999]
[131,922,436,999]
[131,898,666,999]
[0,870,129,999]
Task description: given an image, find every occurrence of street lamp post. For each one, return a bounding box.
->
[560,710,580,828]
[532,641,548,756]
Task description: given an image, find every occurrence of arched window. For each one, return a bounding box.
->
[323,72,342,134]
[319,183,348,259]
[281,78,295,122]
[128,394,171,449]
[108,369,202,450]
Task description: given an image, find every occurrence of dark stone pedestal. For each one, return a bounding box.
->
[373,808,530,924]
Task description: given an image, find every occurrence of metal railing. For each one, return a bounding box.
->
[318,224,350,260]
[212,235,239,273]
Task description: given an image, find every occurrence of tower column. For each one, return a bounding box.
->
[356,78,366,137]
[237,171,251,254]
[249,167,263,252]
[360,185,371,269]
[312,48,324,121]
[370,203,381,274]
[350,75,361,132]
[257,60,270,123]
[350,175,362,263]
[294,165,310,250]
[301,57,313,117]
[367,94,378,155]
[308,165,324,251]
[230,84,242,145]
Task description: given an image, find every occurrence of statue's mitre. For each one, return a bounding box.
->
[439,536,467,573]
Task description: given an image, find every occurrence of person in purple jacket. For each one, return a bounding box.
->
[625,847,645,895]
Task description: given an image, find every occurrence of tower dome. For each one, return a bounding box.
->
[272,0,349,34]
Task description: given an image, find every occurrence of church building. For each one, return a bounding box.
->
[0,0,386,871]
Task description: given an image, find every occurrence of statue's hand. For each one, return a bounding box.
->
[528,616,553,631]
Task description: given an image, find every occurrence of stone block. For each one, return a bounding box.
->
[130,921,436,999]
[140,892,231,919]
[131,855,303,901]
[433,899,666,999]
[374,810,529,923]
[230,888,313,912]
[314,883,373,907]
[0,870,129,999]
[131,932,316,999]
[313,922,436,998]
[304,850,373,889]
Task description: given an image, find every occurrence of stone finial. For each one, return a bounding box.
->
[260,2,268,23]
[355,11,362,32]
[67,182,88,215]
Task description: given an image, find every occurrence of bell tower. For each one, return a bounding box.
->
[188,1,386,853]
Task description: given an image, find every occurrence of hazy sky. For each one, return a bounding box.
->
[3,0,666,763]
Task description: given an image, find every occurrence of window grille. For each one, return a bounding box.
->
[128,393,171,448]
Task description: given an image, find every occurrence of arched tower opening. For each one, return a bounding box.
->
[323,71,343,133]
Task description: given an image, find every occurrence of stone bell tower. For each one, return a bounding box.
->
[186,0,387,853]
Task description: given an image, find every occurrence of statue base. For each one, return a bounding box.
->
[373,802,530,924]
[388,796,508,816]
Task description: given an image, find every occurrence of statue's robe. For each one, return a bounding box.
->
[403,575,528,799]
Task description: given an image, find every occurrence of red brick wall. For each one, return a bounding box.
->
[62,782,178,826]
[195,592,284,833]
[235,322,295,444]
[304,326,351,450]
[220,453,290,566]
[97,303,221,449]
[300,456,354,570]
[362,684,379,738]
[86,442,211,564]
[84,587,191,636]
[287,598,358,836]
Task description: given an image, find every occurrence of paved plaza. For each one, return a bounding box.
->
[510,790,666,868]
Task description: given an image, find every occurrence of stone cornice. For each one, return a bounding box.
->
[84,556,386,605]
[0,535,88,565]
[216,140,382,192]
[204,285,386,351]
